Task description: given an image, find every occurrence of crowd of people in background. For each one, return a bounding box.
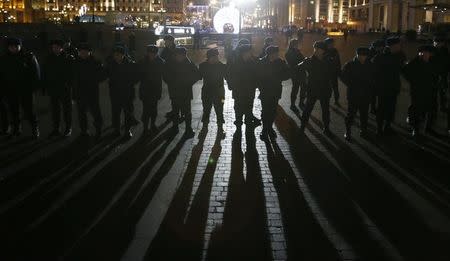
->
[0,32,449,142]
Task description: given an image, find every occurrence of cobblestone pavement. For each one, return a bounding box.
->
[1,34,450,261]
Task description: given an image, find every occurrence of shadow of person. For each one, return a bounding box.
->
[57,127,183,261]
[206,125,272,261]
[263,138,340,261]
[278,105,450,261]
[144,126,211,261]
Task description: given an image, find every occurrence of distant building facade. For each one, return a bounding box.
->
[348,0,450,32]
[0,0,34,22]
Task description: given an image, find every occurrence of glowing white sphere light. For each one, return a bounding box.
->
[213,6,240,34]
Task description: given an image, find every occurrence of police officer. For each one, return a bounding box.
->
[160,35,178,119]
[138,45,165,135]
[163,47,201,137]
[258,46,290,140]
[0,37,40,138]
[373,37,406,136]
[42,39,74,137]
[324,37,342,106]
[199,48,226,132]
[105,46,139,138]
[299,41,333,135]
[285,38,306,111]
[72,43,105,138]
[403,45,438,138]
[228,44,259,130]
[341,47,374,141]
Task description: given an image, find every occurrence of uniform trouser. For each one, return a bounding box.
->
[345,99,369,132]
[301,96,330,128]
[7,92,38,132]
[111,95,134,131]
[50,93,72,130]
[261,97,278,130]
[0,95,9,132]
[428,87,439,127]
[173,98,192,129]
[291,78,306,105]
[331,76,340,102]
[77,98,103,132]
[447,108,450,130]
[376,94,397,130]
[234,96,254,124]
[411,108,432,131]
[141,97,158,127]
[438,78,448,111]
[202,96,224,124]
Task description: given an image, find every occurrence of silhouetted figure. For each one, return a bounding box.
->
[343,29,348,42]
[42,39,74,137]
[341,47,374,141]
[0,37,40,138]
[137,45,165,135]
[403,45,438,138]
[228,44,259,129]
[285,38,306,111]
[199,48,226,132]
[159,35,178,119]
[72,43,105,138]
[324,37,342,106]
[163,47,201,137]
[373,37,406,136]
[105,46,139,138]
[258,46,290,140]
[299,41,333,135]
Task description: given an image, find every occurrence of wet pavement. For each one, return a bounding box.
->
[1,33,450,261]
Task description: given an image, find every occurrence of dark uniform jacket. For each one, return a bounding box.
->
[41,52,73,96]
[72,56,105,100]
[257,56,290,100]
[373,48,406,96]
[298,55,333,99]
[199,61,227,101]
[432,46,450,81]
[403,57,438,111]
[0,51,40,95]
[163,58,201,101]
[285,48,306,82]
[138,56,165,101]
[105,58,138,99]
[324,48,341,77]
[341,57,375,102]
[227,57,259,100]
